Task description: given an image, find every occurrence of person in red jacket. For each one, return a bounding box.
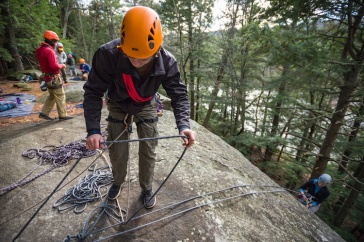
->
[35,30,72,121]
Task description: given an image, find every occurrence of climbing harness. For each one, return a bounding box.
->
[106,115,159,130]
[296,192,313,205]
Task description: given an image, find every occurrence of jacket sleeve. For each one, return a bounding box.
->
[299,180,313,192]
[162,59,190,132]
[83,48,113,133]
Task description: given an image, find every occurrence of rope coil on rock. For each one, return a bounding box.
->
[53,167,113,213]
[0,136,104,196]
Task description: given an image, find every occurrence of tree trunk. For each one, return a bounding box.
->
[77,3,88,61]
[0,59,6,75]
[3,0,23,72]
[87,3,99,62]
[338,101,364,173]
[311,65,362,178]
[195,58,201,122]
[264,65,288,162]
[187,1,195,120]
[202,3,238,127]
[333,157,364,227]
[202,53,228,127]
[236,46,248,136]
[61,0,74,39]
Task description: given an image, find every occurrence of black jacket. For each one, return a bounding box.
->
[299,179,330,205]
[83,38,190,133]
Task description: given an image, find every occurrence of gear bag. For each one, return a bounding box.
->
[39,73,63,89]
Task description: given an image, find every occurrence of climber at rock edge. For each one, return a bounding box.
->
[297,173,331,213]
[83,6,196,209]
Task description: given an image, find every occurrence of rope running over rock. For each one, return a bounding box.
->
[64,185,288,242]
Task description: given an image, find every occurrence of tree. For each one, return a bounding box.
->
[0,0,61,72]
[334,158,364,227]
[160,0,214,121]
[1,0,23,72]
[202,1,239,127]
[311,0,364,178]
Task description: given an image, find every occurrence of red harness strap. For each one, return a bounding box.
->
[122,74,153,103]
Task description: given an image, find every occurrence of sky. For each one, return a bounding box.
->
[79,0,230,31]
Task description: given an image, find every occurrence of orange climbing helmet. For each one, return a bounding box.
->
[79,58,85,63]
[44,30,59,41]
[119,6,163,59]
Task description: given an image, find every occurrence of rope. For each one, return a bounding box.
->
[123,147,188,225]
[9,123,182,241]
[85,184,284,237]
[102,135,186,144]
[65,184,287,241]
[19,54,39,70]
[63,133,188,242]
[0,140,98,196]
[0,149,109,228]
[96,189,287,242]
[12,150,87,242]
[52,167,113,214]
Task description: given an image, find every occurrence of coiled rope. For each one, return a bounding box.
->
[0,140,98,196]
[53,166,114,214]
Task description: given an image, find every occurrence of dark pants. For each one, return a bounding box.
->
[107,98,158,190]
[61,68,67,83]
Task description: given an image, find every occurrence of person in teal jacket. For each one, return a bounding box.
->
[297,173,331,213]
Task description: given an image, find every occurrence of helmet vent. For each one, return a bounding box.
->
[148,34,155,50]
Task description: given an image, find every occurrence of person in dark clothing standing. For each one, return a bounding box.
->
[83,6,196,209]
[297,173,331,213]
[67,54,77,77]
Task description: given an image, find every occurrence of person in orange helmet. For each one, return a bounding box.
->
[79,58,91,81]
[83,6,196,209]
[35,30,73,121]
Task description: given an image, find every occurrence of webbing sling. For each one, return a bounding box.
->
[106,115,158,125]
[122,74,153,103]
